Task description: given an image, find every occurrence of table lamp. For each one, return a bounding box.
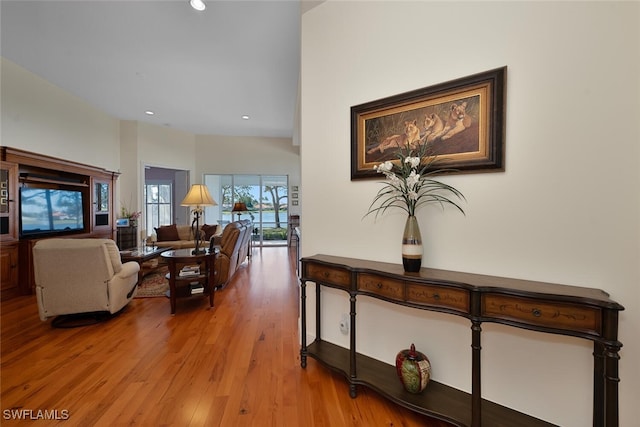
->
[231,202,247,221]
[181,184,217,254]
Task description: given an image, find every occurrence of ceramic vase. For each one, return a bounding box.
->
[402,215,423,272]
[395,343,431,394]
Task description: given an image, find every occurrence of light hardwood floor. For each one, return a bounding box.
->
[1,247,452,426]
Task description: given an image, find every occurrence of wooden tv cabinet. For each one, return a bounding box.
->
[1,147,119,298]
[299,254,623,427]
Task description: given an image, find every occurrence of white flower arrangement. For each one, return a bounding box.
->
[366,144,466,218]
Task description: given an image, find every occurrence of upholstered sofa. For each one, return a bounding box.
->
[32,238,140,323]
[148,224,220,249]
[211,219,252,288]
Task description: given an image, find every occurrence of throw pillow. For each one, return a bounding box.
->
[201,224,218,241]
[155,224,180,241]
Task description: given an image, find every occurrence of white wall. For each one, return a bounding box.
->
[300,2,639,426]
[136,122,196,174]
[1,57,300,234]
[137,122,195,227]
[1,57,199,242]
[1,58,120,171]
[119,120,197,239]
[119,121,140,221]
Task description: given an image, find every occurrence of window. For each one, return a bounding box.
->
[144,182,172,233]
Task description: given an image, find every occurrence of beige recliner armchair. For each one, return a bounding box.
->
[33,238,140,325]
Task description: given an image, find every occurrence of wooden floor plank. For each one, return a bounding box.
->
[1,247,452,426]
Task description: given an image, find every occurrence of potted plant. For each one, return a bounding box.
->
[365,143,465,272]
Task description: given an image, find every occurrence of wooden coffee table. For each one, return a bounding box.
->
[120,246,173,285]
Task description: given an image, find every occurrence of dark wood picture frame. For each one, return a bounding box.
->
[351,67,506,180]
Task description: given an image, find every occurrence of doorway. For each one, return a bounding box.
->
[143,166,189,237]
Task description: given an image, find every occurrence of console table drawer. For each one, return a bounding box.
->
[306,263,351,289]
[482,294,601,335]
[357,273,403,300]
[406,283,470,313]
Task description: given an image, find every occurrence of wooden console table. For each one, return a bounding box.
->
[299,254,623,427]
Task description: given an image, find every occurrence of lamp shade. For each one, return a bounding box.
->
[181,184,217,207]
[231,202,247,212]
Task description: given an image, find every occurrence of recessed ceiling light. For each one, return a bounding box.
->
[241,115,250,120]
[190,0,206,12]
[145,110,155,116]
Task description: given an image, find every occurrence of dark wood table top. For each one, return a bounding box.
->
[120,246,172,262]
[160,247,218,262]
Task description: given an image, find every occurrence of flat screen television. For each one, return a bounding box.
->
[20,187,85,236]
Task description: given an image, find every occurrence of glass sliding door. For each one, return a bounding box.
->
[204,174,289,247]
[232,174,260,224]
[259,175,288,246]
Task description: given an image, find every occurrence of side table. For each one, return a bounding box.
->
[161,248,218,314]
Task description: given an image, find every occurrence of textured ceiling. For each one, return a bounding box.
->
[1,0,302,138]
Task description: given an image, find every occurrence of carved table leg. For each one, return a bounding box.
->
[601,309,622,427]
[471,320,482,427]
[593,342,605,427]
[300,279,307,368]
[349,293,357,398]
[168,259,177,315]
[604,341,622,427]
[349,384,357,398]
